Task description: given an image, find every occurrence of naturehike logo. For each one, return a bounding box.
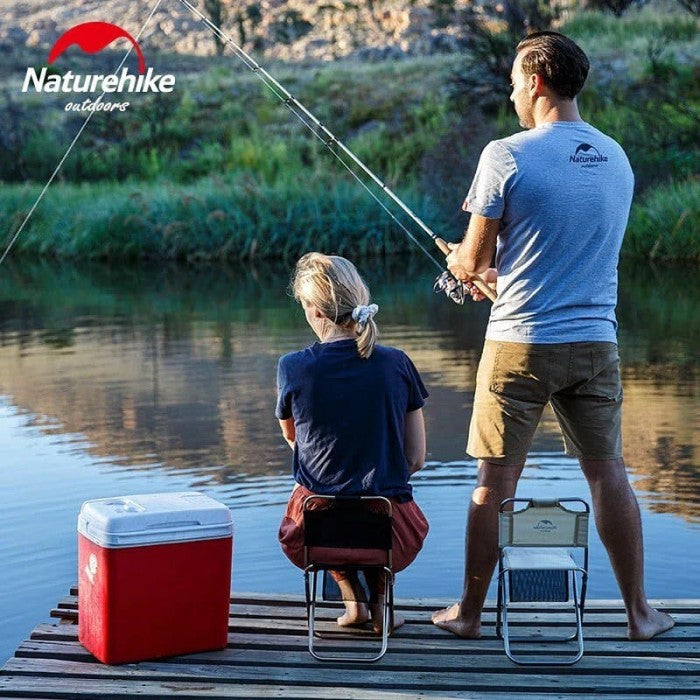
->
[569,143,608,168]
[21,21,176,113]
[533,519,557,532]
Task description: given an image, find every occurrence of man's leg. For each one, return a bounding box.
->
[434,341,545,637]
[432,460,524,638]
[580,457,675,640]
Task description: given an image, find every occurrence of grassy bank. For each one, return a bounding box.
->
[2,175,696,262]
[0,7,697,261]
[0,176,448,261]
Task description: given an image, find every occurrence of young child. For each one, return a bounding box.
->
[276,252,429,632]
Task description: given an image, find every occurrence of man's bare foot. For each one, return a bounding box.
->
[337,601,370,627]
[628,608,675,640]
[431,602,482,639]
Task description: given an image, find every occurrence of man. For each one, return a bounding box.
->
[432,32,674,641]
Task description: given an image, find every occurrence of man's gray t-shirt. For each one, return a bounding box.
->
[464,121,634,343]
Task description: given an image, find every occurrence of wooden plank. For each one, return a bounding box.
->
[26,624,700,658]
[0,676,671,700]
[60,591,700,614]
[224,604,700,621]
[232,592,700,608]
[48,604,700,629]
[228,619,697,641]
[3,657,699,694]
[13,639,700,674]
[39,613,698,642]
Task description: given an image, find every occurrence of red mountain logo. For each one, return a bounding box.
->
[48,22,146,74]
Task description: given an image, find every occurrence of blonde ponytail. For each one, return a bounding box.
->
[355,315,378,360]
[292,253,379,359]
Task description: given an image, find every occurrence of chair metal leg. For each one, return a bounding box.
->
[501,568,585,666]
[305,565,391,663]
[496,558,504,640]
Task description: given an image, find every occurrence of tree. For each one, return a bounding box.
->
[451,0,561,111]
[203,0,227,55]
[585,0,646,18]
[202,0,263,54]
[674,0,699,14]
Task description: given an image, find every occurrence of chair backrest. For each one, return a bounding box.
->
[303,496,393,550]
[499,498,589,549]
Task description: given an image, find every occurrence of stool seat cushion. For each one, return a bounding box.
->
[503,547,579,571]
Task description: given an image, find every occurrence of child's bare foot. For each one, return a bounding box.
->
[370,598,404,634]
[372,611,404,634]
[628,608,675,640]
[337,601,370,627]
[432,602,482,639]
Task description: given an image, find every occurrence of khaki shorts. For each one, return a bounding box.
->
[468,340,623,465]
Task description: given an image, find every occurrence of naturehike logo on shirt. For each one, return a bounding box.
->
[21,21,176,113]
[569,143,608,168]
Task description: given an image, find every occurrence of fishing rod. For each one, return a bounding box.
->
[174,0,497,304]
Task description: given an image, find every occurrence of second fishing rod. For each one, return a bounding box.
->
[175,0,497,304]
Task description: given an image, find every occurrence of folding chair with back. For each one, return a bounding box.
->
[302,494,394,662]
[497,497,589,665]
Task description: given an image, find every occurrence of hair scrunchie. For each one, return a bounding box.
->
[352,303,378,331]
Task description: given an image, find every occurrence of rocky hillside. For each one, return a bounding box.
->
[0,0,473,62]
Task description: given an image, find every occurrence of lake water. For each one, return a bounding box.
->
[0,257,698,664]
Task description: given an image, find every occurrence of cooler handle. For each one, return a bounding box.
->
[145,520,201,529]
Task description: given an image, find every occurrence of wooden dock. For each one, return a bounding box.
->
[1,588,698,698]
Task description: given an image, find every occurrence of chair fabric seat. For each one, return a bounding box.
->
[503,546,579,571]
[306,546,388,567]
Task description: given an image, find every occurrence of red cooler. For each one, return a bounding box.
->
[78,491,233,664]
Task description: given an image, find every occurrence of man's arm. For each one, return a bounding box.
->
[279,418,295,449]
[446,214,499,279]
[445,214,499,302]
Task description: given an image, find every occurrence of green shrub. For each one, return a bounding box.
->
[625,177,700,261]
[564,8,698,43]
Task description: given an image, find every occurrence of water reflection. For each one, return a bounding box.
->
[0,256,697,524]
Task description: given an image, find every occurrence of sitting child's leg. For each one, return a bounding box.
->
[330,570,369,627]
[363,568,405,634]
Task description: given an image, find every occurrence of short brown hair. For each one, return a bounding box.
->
[516,32,590,99]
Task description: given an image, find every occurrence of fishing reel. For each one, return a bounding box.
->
[433,270,467,305]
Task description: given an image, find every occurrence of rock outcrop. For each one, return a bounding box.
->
[1,0,473,61]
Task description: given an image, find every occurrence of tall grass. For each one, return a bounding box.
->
[625,177,700,262]
[0,176,449,261]
[2,174,693,261]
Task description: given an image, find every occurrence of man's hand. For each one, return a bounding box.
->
[445,242,471,282]
[446,242,498,302]
[465,268,497,302]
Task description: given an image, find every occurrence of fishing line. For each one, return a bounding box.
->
[174,0,444,271]
[0,0,165,267]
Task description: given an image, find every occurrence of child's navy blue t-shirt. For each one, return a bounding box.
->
[275,339,428,502]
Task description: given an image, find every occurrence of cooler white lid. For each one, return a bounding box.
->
[78,492,233,548]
